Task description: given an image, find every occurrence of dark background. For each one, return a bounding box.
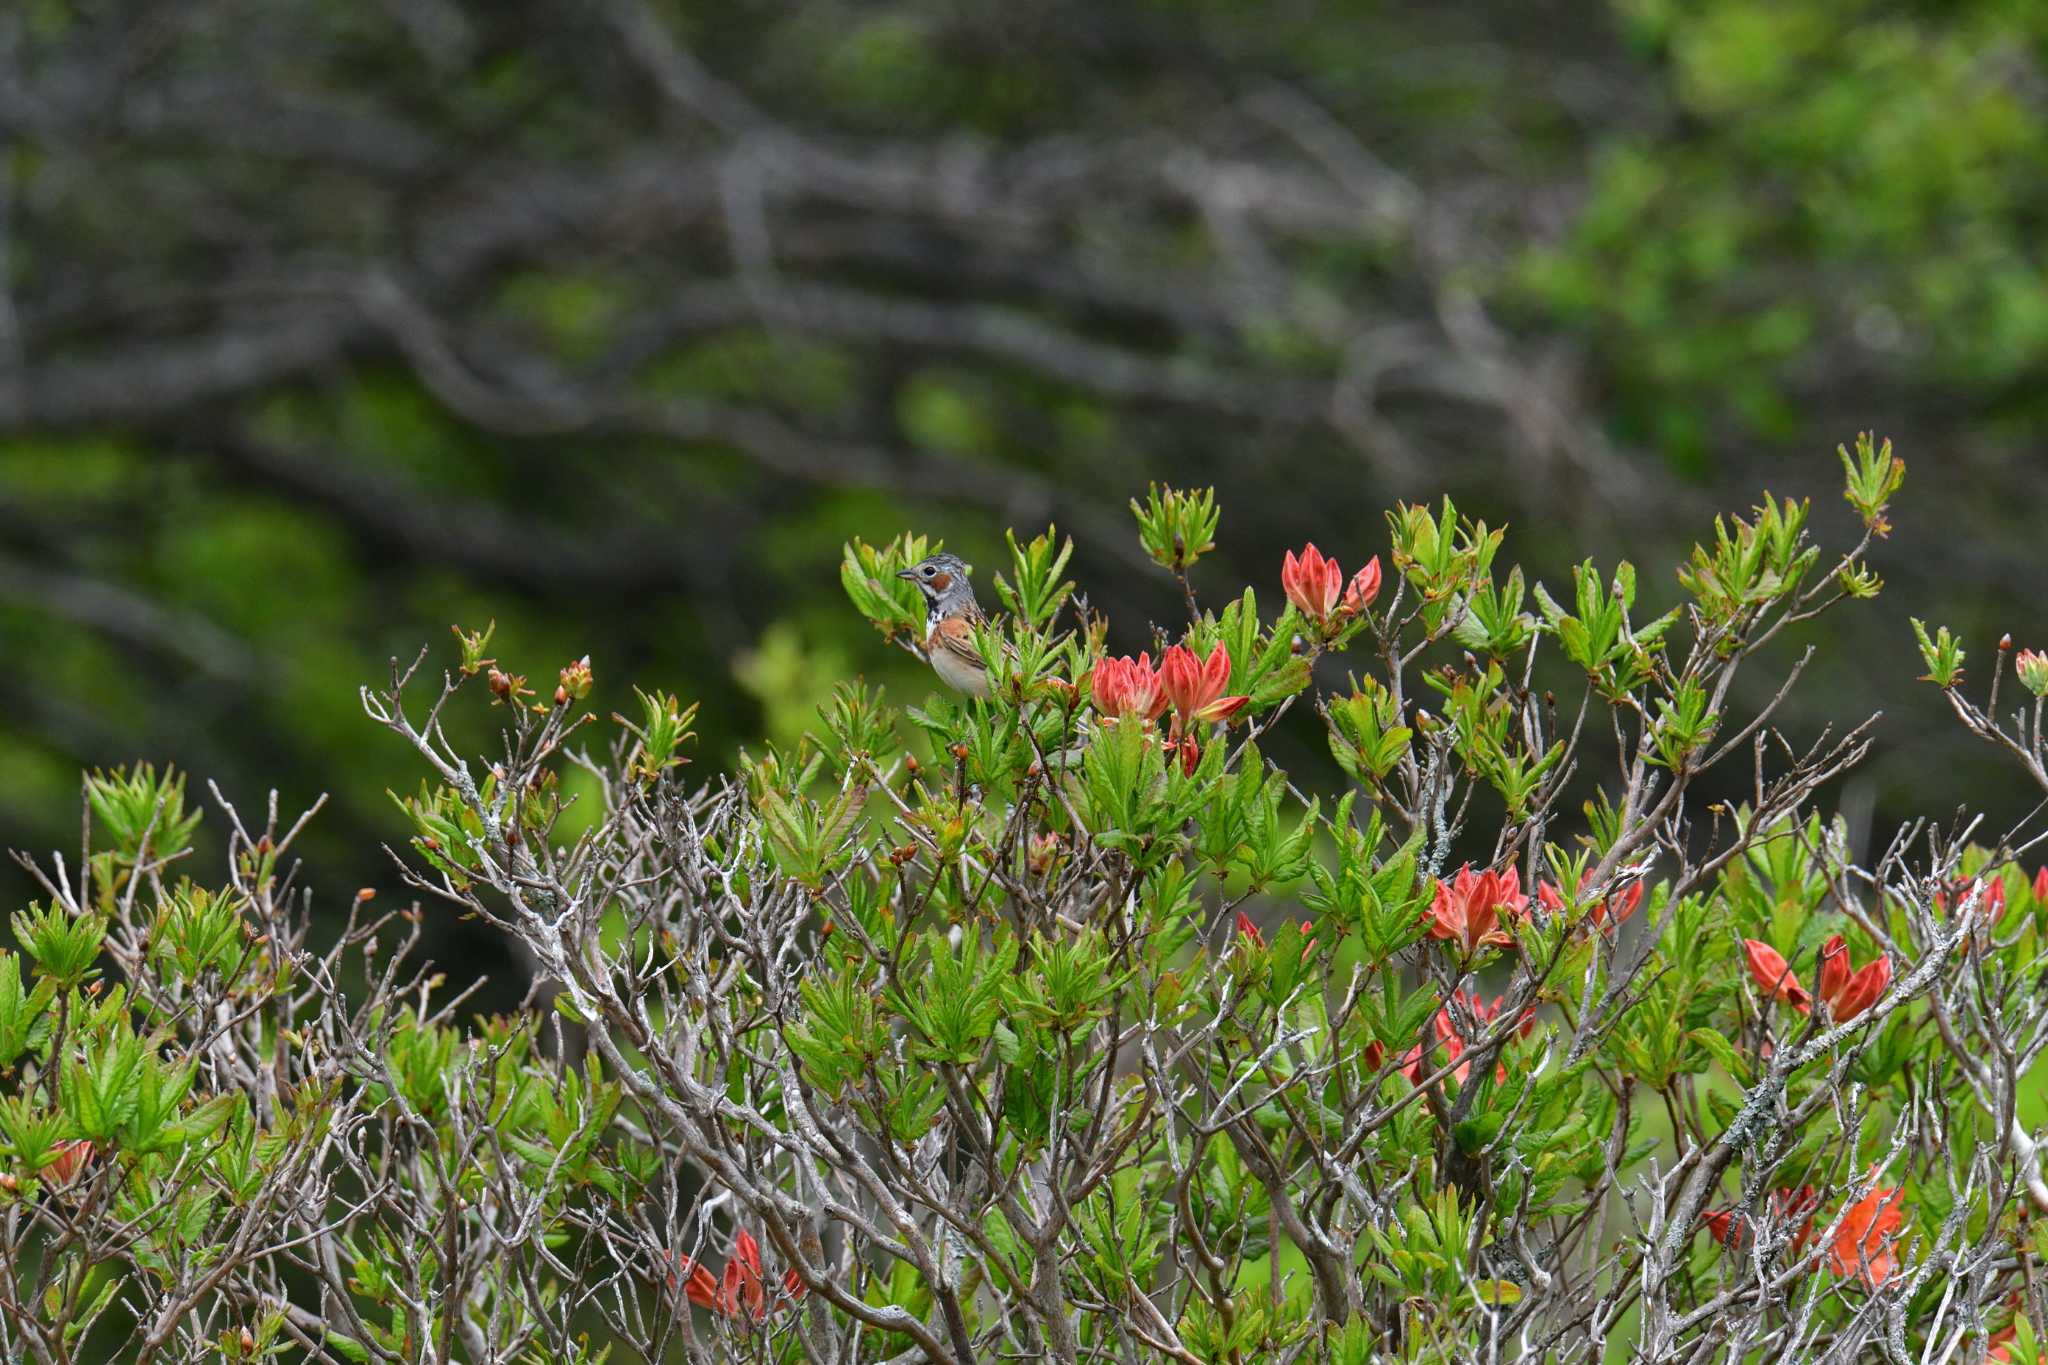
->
[1,0,2043,986]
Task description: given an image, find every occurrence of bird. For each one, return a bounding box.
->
[898,552,992,697]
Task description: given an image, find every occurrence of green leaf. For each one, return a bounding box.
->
[0,953,57,1066]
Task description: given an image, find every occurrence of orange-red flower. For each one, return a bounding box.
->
[1281,546,1382,627]
[1701,1185,1819,1253]
[1988,877,2011,921]
[1090,652,1168,721]
[1827,1183,1905,1287]
[1742,939,1813,1015]
[1343,558,1382,616]
[1426,864,1526,956]
[39,1139,93,1188]
[1399,990,1534,1086]
[1399,1031,1468,1086]
[1160,642,1249,728]
[1445,988,1538,1044]
[1939,875,2010,924]
[1815,934,1891,1023]
[1593,881,1644,931]
[1537,873,1644,935]
[2035,865,2048,906]
[1281,544,1343,622]
[669,1229,806,1320]
[1985,1318,2036,1364]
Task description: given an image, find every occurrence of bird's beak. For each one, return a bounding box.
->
[896,569,919,580]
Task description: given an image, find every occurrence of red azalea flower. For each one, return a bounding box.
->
[1742,939,1813,1015]
[1536,872,1643,934]
[1815,934,1891,1023]
[668,1228,807,1320]
[1593,881,1645,931]
[1281,544,1344,622]
[1426,864,1526,956]
[1940,875,2009,924]
[1090,652,1168,721]
[672,1254,720,1312]
[1235,912,1318,962]
[1987,876,2010,922]
[1400,1029,1468,1086]
[2035,865,2048,906]
[1342,557,1382,616]
[1160,643,1249,728]
[1701,1185,1819,1253]
[1817,934,1849,1007]
[1402,990,1534,1087]
[1443,988,1538,1043]
[39,1139,93,1187]
[1827,1182,1905,1288]
[1281,546,1383,628]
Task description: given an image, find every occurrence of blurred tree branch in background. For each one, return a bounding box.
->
[1,0,2045,958]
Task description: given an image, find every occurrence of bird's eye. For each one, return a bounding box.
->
[921,565,935,577]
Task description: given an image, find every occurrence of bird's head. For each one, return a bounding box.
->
[898,552,977,614]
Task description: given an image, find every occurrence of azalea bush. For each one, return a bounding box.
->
[8,436,2048,1362]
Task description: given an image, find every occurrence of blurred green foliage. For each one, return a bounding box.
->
[1518,0,2048,467]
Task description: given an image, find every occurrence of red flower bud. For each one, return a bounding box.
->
[1281,543,1344,622]
[1742,939,1812,1015]
[1342,556,1383,616]
[39,1139,93,1187]
[1817,934,1850,1009]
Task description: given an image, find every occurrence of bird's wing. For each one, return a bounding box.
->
[927,615,990,671]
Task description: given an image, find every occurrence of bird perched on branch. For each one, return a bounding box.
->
[899,552,991,697]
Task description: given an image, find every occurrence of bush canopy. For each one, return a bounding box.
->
[8,440,2048,1363]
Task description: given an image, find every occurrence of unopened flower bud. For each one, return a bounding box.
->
[2017,649,2048,698]
[559,655,594,699]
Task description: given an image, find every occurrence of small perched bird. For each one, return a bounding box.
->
[899,552,991,697]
